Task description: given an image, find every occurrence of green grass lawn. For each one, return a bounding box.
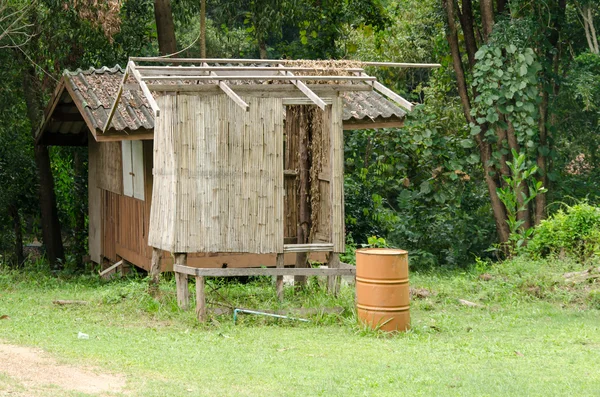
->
[0,257,599,396]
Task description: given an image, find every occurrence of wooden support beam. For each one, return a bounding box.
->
[276,253,284,302]
[136,65,365,73]
[145,83,373,93]
[373,81,413,111]
[283,243,334,253]
[356,72,413,111]
[148,247,161,296]
[141,75,376,82]
[362,61,442,68]
[279,64,326,110]
[327,253,341,296]
[175,253,190,310]
[195,276,206,322]
[129,61,161,117]
[173,265,355,277]
[203,62,249,111]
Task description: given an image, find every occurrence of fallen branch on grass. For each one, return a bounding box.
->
[563,267,600,284]
[458,299,483,308]
[52,300,88,306]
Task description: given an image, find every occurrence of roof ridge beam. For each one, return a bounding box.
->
[203,62,249,112]
[278,64,326,110]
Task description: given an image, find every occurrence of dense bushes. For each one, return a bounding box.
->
[528,203,600,260]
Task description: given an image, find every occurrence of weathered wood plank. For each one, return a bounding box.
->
[174,264,355,277]
[88,134,102,264]
[136,65,365,73]
[98,259,123,277]
[276,253,284,302]
[279,65,327,110]
[283,243,334,253]
[145,84,372,93]
[143,75,376,82]
[175,253,190,310]
[326,253,341,296]
[148,247,161,295]
[195,276,207,322]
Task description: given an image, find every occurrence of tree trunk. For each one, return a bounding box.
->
[34,145,65,266]
[154,0,177,55]
[8,205,24,267]
[443,0,510,243]
[535,0,566,225]
[200,0,206,58]
[496,0,507,14]
[479,0,494,40]
[74,149,86,268]
[20,60,65,267]
[455,0,477,67]
[259,41,267,59]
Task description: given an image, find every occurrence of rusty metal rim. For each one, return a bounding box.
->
[356,248,408,255]
[355,276,409,285]
[356,303,410,312]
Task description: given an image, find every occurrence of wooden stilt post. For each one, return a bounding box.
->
[195,275,206,322]
[276,253,284,301]
[149,247,162,296]
[174,253,190,310]
[327,252,341,296]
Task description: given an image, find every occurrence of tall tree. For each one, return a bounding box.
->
[200,0,206,57]
[441,0,568,245]
[154,0,177,54]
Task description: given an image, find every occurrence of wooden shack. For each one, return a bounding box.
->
[36,59,409,277]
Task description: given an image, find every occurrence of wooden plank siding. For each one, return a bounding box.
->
[97,141,123,194]
[88,134,102,263]
[96,93,344,269]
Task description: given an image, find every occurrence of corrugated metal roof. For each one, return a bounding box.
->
[41,65,407,141]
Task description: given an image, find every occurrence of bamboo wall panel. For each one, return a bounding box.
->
[149,94,284,254]
[88,134,102,263]
[331,96,345,252]
[97,141,123,195]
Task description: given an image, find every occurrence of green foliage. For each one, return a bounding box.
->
[528,203,600,260]
[496,149,547,255]
[344,67,496,268]
[366,236,388,248]
[471,38,541,156]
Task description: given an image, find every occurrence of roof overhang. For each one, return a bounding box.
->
[36,59,419,146]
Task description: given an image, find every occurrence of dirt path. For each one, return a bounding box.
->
[0,343,126,396]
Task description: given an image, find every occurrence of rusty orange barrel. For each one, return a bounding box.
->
[355,248,410,332]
